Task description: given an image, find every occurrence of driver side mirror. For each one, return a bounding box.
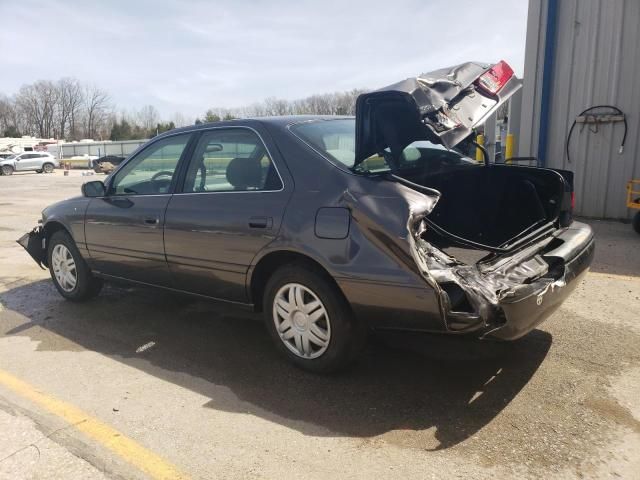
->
[82,180,106,197]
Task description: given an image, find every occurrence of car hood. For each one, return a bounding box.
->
[354,60,522,164]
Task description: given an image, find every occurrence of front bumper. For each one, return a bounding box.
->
[17,226,47,269]
[488,222,595,340]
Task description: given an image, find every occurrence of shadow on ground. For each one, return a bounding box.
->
[1,279,551,450]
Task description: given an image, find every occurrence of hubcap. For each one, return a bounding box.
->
[44,164,53,173]
[273,283,331,359]
[51,244,77,292]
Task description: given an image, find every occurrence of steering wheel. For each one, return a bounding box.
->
[150,170,174,182]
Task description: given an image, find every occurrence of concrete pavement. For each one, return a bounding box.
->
[1,170,639,479]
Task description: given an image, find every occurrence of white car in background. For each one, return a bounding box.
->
[0,152,59,175]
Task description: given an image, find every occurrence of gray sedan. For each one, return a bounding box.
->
[18,61,594,372]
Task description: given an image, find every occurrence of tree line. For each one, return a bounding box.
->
[0,78,111,140]
[1,78,367,142]
[195,89,368,124]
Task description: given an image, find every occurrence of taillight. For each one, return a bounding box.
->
[571,191,575,211]
[475,60,514,95]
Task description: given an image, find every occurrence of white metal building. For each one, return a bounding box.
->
[47,139,147,160]
[519,0,640,220]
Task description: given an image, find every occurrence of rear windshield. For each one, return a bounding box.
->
[290,118,479,175]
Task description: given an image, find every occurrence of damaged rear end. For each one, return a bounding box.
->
[355,60,595,339]
[412,215,594,340]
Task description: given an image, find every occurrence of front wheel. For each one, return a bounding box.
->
[263,264,365,373]
[1,165,13,176]
[47,230,103,301]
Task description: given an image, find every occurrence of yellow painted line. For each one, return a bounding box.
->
[588,271,640,282]
[0,369,189,480]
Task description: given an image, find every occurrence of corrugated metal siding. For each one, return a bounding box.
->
[520,0,640,219]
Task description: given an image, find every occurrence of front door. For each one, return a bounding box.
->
[15,153,40,171]
[164,127,291,302]
[84,133,193,286]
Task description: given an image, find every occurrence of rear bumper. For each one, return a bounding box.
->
[487,222,595,340]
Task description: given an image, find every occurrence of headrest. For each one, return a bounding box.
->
[226,158,263,190]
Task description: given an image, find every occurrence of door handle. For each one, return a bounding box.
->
[144,217,159,225]
[248,216,273,229]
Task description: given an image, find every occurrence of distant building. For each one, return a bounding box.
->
[47,139,148,160]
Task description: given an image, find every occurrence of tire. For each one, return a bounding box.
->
[36,169,43,174]
[42,163,54,173]
[1,165,13,176]
[263,263,365,373]
[633,211,640,235]
[47,230,103,302]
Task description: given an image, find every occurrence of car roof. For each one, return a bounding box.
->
[156,115,354,139]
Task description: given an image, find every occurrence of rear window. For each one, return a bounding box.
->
[290,119,478,175]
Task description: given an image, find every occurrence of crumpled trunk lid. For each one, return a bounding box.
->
[355,60,522,163]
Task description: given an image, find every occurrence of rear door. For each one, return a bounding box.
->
[164,126,291,302]
[84,133,193,286]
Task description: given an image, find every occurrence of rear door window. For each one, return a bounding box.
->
[182,128,282,193]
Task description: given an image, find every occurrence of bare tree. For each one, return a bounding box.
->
[136,104,160,133]
[0,95,14,135]
[83,85,111,139]
[56,78,84,140]
[172,111,188,128]
[15,80,59,138]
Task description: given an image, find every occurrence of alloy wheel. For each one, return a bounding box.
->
[272,283,331,359]
[51,244,77,292]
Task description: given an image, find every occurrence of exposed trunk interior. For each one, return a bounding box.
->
[400,165,567,250]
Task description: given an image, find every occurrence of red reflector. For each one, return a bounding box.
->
[476,60,514,95]
[571,192,576,211]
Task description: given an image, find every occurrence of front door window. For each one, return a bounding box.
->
[109,134,191,195]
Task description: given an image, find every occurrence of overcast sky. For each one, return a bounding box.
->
[0,0,529,120]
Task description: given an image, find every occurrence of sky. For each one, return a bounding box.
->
[0,0,529,121]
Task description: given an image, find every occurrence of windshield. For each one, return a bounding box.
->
[290,119,478,175]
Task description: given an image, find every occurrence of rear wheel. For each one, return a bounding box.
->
[1,165,13,176]
[47,230,103,301]
[42,163,54,173]
[633,211,640,235]
[263,264,365,373]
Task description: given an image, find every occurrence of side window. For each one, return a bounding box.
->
[21,154,35,159]
[109,133,191,196]
[183,129,282,193]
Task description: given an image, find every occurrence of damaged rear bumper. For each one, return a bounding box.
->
[416,221,595,340]
[487,224,594,340]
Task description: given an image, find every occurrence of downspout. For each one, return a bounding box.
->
[536,0,559,167]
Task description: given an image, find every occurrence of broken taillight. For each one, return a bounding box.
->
[476,60,514,95]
